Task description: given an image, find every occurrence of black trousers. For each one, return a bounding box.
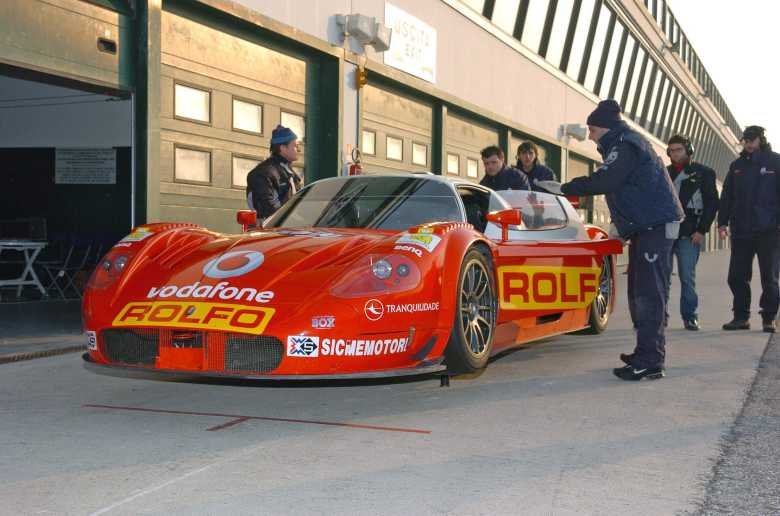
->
[628,225,674,369]
[727,231,780,321]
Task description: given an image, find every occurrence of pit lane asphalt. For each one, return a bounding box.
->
[0,250,775,515]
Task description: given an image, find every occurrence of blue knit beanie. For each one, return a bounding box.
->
[270,125,297,145]
[586,100,622,129]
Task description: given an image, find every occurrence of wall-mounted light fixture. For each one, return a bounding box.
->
[335,14,393,53]
[560,123,587,142]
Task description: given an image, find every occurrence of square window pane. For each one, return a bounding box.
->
[175,147,210,183]
[520,0,551,53]
[232,99,263,134]
[412,142,428,166]
[281,112,305,142]
[467,158,479,178]
[173,84,211,122]
[362,130,376,155]
[545,0,575,68]
[492,0,521,35]
[232,156,260,188]
[447,153,460,175]
[387,136,403,161]
[174,84,210,122]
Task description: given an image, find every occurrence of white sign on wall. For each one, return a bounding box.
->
[384,3,437,83]
[55,148,117,184]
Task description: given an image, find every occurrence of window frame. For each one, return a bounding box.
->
[173,144,212,186]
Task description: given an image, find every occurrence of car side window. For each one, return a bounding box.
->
[457,187,491,233]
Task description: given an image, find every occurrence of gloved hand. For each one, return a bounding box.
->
[533,180,563,195]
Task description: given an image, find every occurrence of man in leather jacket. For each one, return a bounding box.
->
[665,134,719,331]
[246,125,302,224]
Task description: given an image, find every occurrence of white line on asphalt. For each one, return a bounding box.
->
[88,464,215,515]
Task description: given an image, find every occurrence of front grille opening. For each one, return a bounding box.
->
[170,330,203,349]
[101,329,159,365]
[223,334,283,373]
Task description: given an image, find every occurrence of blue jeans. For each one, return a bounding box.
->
[671,236,701,321]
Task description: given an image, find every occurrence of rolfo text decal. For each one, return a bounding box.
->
[113,301,275,335]
[499,265,600,310]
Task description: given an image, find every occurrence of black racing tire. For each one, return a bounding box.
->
[583,256,613,334]
[444,249,497,373]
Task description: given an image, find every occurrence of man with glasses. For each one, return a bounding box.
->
[718,126,780,333]
[246,125,302,225]
[665,134,719,331]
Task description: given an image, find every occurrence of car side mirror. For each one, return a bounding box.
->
[486,209,522,241]
[566,195,580,209]
[236,210,257,232]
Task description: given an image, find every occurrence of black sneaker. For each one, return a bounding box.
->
[722,319,750,330]
[613,366,665,381]
[684,319,700,331]
[763,320,776,333]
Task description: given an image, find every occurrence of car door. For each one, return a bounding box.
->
[487,190,619,345]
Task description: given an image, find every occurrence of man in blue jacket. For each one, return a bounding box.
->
[551,100,684,381]
[718,126,780,333]
[479,145,530,191]
[516,141,556,190]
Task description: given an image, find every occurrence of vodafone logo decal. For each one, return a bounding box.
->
[203,251,264,279]
[364,299,384,321]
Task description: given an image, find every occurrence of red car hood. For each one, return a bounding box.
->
[115,227,399,307]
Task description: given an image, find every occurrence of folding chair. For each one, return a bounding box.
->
[43,243,92,299]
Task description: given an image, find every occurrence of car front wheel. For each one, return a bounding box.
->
[444,249,497,373]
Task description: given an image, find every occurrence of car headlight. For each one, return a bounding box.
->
[330,254,421,298]
[372,259,392,279]
[87,250,138,290]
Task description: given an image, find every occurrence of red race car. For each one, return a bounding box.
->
[83,174,622,379]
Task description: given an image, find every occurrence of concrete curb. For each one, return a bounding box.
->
[0,345,86,365]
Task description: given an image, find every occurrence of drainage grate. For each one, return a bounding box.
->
[224,334,283,373]
[101,329,159,365]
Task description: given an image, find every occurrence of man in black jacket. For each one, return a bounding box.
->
[718,126,780,333]
[246,125,302,224]
[555,100,684,381]
[665,134,719,331]
[479,145,530,191]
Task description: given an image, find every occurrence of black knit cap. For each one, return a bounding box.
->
[586,100,623,129]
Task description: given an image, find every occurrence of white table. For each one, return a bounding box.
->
[0,240,48,297]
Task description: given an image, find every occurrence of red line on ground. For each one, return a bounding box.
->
[207,417,251,432]
[83,404,431,434]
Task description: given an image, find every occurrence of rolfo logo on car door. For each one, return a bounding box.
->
[499,265,601,310]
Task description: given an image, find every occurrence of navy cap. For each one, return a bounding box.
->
[270,125,298,145]
[586,100,623,129]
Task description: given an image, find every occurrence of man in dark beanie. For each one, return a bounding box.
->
[718,125,780,333]
[540,99,684,381]
[246,124,302,224]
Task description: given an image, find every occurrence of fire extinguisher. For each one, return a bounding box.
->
[348,148,363,176]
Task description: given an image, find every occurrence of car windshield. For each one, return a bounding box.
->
[264,176,463,230]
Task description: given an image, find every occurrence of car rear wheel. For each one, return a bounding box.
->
[444,249,497,373]
[584,256,613,334]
